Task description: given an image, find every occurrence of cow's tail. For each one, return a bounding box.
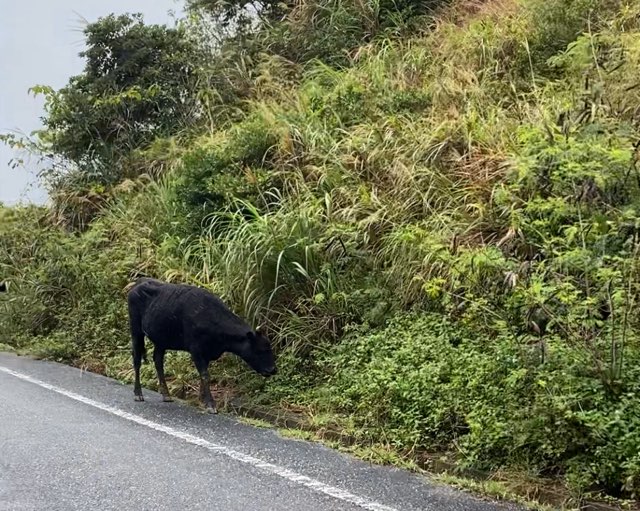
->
[130,325,148,364]
[128,292,148,365]
[141,341,148,364]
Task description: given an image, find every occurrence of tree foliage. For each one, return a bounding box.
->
[35,13,203,183]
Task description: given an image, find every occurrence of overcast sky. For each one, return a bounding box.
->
[0,0,183,206]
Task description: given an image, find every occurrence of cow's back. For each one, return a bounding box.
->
[127,278,176,313]
[128,278,193,350]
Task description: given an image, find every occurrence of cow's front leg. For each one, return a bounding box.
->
[191,355,217,414]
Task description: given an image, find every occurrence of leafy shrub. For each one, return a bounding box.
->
[524,0,618,75]
[174,115,278,233]
[319,312,640,495]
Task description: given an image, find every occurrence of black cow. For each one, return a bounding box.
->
[127,278,277,413]
[0,281,6,292]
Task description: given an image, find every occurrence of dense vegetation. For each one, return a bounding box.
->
[2,0,640,501]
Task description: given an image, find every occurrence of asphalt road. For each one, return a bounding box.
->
[0,352,522,511]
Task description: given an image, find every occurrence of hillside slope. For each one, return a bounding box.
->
[2,0,640,501]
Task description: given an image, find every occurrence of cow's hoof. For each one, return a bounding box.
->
[134,395,144,402]
[162,395,173,403]
[205,406,218,414]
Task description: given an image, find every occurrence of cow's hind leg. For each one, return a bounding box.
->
[191,355,216,414]
[132,334,145,402]
[153,347,172,402]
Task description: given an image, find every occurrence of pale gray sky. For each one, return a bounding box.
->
[0,0,183,206]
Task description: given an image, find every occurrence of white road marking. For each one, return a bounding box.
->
[0,365,398,511]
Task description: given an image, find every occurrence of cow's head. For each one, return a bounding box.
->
[238,327,277,377]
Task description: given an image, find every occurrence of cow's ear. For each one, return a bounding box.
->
[247,331,256,341]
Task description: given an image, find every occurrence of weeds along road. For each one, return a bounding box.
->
[0,352,522,511]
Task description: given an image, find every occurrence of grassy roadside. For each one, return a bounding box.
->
[6,346,637,511]
[227,389,640,511]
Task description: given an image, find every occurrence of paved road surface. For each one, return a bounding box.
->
[0,352,521,511]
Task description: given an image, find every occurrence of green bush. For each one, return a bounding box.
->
[319,313,640,494]
[173,115,278,233]
[524,0,618,75]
